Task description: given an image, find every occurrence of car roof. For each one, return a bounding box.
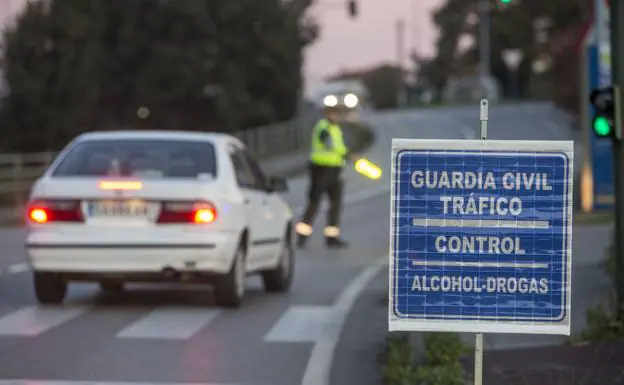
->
[74,130,243,147]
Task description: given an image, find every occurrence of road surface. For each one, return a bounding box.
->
[0,102,593,385]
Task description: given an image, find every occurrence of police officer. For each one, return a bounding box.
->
[295,105,352,248]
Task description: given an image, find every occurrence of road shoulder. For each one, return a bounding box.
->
[330,267,387,385]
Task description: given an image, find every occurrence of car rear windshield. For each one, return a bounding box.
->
[51,139,217,179]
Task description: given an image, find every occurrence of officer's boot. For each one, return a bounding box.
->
[297,233,310,249]
[295,222,313,249]
[323,226,348,248]
[325,236,349,248]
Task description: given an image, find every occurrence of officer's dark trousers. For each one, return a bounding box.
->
[300,163,343,228]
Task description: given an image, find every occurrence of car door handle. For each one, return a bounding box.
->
[244,198,250,204]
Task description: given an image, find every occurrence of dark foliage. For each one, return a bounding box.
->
[417,0,590,109]
[0,0,317,152]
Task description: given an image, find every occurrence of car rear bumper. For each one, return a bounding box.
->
[26,232,239,275]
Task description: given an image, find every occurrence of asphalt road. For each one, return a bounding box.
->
[0,101,591,385]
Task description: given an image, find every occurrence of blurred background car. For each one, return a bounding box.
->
[311,79,370,123]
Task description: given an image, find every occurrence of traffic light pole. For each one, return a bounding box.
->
[610,0,624,317]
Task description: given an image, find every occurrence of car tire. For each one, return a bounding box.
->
[99,282,124,294]
[213,243,246,308]
[261,227,294,293]
[34,272,67,304]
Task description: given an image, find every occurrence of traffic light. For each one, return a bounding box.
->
[348,0,357,18]
[590,86,616,138]
[499,0,512,3]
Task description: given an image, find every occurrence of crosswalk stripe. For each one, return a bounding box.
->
[0,305,89,336]
[7,263,30,274]
[116,307,222,340]
[263,305,338,343]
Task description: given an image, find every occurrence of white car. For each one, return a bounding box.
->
[25,130,295,308]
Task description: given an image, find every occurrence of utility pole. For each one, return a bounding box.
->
[396,19,406,107]
[478,0,491,98]
[611,0,624,317]
[596,0,605,85]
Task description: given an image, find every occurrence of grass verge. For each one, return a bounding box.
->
[382,331,468,385]
[573,210,614,226]
[573,229,624,343]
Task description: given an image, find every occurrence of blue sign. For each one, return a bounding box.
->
[588,43,614,208]
[388,139,573,335]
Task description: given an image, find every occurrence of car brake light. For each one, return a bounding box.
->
[98,181,142,190]
[194,208,216,223]
[157,201,217,224]
[27,200,84,223]
[29,208,48,223]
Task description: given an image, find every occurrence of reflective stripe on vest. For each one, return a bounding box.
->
[310,119,347,167]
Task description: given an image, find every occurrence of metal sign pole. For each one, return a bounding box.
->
[480,99,488,140]
[474,333,484,385]
[474,98,488,385]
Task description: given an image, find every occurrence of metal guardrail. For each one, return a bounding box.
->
[0,112,320,219]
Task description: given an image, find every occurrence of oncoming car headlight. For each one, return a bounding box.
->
[344,93,358,108]
[323,95,338,107]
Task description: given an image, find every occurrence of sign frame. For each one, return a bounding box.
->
[388,137,574,335]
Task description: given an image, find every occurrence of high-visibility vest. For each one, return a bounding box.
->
[310,118,348,167]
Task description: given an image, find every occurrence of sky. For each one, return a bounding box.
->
[303,0,442,95]
[0,0,442,96]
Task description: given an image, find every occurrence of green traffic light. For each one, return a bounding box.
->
[593,116,612,136]
[500,0,512,3]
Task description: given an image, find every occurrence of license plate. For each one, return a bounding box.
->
[87,201,149,218]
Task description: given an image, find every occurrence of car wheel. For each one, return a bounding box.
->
[34,272,67,304]
[213,243,245,308]
[261,228,294,293]
[99,282,124,294]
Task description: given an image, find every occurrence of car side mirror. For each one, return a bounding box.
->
[268,176,288,192]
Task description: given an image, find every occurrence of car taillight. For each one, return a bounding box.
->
[156,201,217,224]
[27,200,84,223]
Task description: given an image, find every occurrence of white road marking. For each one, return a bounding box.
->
[116,307,222,340]
[263,306,339,343]
[0,305,89,336]
[7,263,29,274]
[300,255,387,385]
